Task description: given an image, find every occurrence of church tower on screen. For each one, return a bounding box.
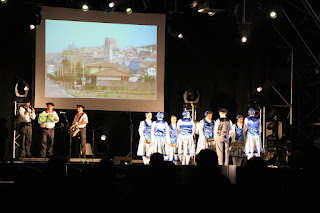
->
[104,37,117,63]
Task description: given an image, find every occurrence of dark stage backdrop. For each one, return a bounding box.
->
[0,2,292,160]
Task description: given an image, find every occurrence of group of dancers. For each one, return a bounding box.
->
[137,108,262,165]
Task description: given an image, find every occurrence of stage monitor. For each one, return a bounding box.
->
[35,6,165,112]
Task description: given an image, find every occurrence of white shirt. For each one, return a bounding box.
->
[18,106,36,123]
[243,116,261,136]
[213,116,233,140]
[151,119,171,143]
[176,118,195,136]
[138,119,152,140]
[39,110,59,129]
[231,122,243,142]
[198,118,213,139]
[72,112,88,128]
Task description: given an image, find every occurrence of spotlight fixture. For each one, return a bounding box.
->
[104,1,115,14]
[108,2,115,8]
[0,0,8,4]
[178,33,183,39]
[29,24,36,30]
[28,6,42,30]
[257,86,263,93]
[270,11,277,19]
[241,36,247,43]
[82,4,89,11]
[190,1,198,8]
[101,135,107,141]
[208,11,215,16]
[126,7,132,14]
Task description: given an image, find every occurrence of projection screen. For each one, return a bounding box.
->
[35,6,165,112]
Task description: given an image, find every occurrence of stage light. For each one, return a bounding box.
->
[208,11,215,16]
[101,135,107,141]
[257,86,263,93]
[104,1,115,14]
[270,11,277,19]
[241,36,247,43]
[15,78,29,98]
[109,2,115,8]
[178,33,183,39]
[191,1,198,8]
[28,6,42,30]
[0,0,8,4]
[126,7,132,14]
[29,24,36,30]
[82,4,89,11]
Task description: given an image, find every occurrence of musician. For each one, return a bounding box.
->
[214,108,233,165]
[39,102,59,158]
[137,112,153,164]
[243,108,262,160]
[72,105,88,158]
[177,110,195,165]
[17,97,36,159]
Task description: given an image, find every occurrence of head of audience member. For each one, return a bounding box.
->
[245,157,268,170]
[195,149,219,170]
[150,153,164,166]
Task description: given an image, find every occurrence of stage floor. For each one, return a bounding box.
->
[12,157,145,164]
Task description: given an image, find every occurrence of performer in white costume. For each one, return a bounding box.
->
[214,108,233,165]
[167,115,179,163]
[243,108,262,160]
[230,115,245,166]
[137,112,153,165]
[177,110,195,165]
[196,111,215,154]
[150,112,170,157]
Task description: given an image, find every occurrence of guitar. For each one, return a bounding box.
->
[69,124,80,137]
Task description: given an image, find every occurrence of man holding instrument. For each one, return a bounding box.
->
[17,97,36,159]
[72,105,88,158]
[38,102,59,158]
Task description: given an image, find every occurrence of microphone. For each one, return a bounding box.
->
[60,111,66,114]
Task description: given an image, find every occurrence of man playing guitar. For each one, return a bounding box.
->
[72,105,88,158]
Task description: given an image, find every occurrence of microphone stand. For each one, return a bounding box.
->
[90,126,103,158]
[127,111,135,158]
[61,112,72,161]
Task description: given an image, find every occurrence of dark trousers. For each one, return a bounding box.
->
[40,128,55,157]
[19,123,32,159]
[72,127,86,157]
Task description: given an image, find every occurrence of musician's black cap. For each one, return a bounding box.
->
[77,104,85,109]
[24,97,31,103]
[46,102,54,106]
